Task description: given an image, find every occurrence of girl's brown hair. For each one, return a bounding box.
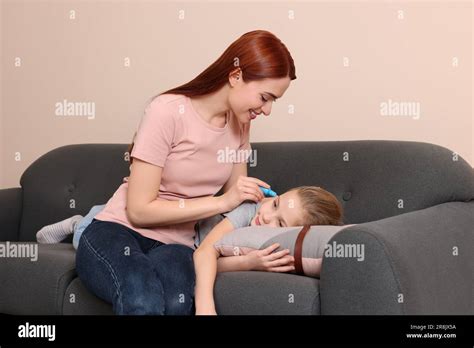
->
[127,30,296,163]
[289,186,344,226]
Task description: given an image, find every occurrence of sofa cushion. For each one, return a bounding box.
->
[0,243,76,315]
[214,225,356,277]
[63,272,321,315]
[0,241,320,315]
[214,271,320,315]
[63,278,114,315]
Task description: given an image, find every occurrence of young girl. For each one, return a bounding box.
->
[37,183,344,316]
[36,185,343,251]
[193,185,345,315]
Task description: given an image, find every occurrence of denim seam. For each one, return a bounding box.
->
[81,233,124,313]
[149,241,162,251]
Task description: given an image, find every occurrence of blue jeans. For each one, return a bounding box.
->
[75,218,196,315]
[73,204,105,249]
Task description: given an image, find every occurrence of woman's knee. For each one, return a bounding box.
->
[76,223,171,315]
[148,244,195,282]
[165,294,194,315]
[147,244,196,315]
[118,271,166,315]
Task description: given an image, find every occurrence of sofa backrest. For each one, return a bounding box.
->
[18,140,474,241]
[247,140,474,225]
[20,144,130,241]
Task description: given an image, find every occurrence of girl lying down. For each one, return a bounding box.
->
[36,184,345,315]
[193,185,344,315]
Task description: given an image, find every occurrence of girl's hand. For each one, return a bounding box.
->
[219,175,270,212]
[245,243,295,273]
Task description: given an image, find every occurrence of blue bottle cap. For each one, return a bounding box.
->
[259,186,277,197]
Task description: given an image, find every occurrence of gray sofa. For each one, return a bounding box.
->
[0,140,473,315]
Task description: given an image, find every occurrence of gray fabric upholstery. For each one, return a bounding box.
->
[63,278,114,315]
[214,271,320,315]
[0,140,472,315]
[246,141,474,223]
[320,201,474,315]
[0,243,76,314]
[0,187,22,241]
[19,144,130,242]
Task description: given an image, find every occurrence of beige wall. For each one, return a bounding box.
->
[1,0,472,189]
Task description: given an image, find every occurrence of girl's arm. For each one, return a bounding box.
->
[194,220,295,315]
[217,245,295,273]
[216,255,251,272]
[193,217,235,315]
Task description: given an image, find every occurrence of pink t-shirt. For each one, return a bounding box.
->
[94,93,251,249]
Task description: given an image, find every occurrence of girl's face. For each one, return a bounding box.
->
[228,71,291,125]
[250,190,305,227]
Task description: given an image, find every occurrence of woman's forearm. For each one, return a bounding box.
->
[129,195,226,228]
[216,255,251,272]
[193,248,219,312]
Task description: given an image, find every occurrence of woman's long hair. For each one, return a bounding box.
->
[127,30,297,162]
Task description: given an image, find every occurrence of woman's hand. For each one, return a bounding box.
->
[219,175,271,212]
[245,243,295,273]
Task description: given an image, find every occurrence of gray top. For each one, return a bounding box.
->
[193,201,262,248]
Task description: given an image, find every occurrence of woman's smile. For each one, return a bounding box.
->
[249,109,258,120]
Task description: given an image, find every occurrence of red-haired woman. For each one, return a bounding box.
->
[76,30,296,315]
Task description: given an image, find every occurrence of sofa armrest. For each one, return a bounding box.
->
[0,187,22,241]
[320,200,474,315]
[0,243,76,315]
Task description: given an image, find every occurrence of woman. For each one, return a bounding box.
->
[75,29,296,315]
